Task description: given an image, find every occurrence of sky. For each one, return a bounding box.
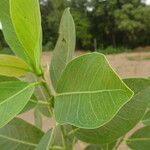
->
[146,0,150,4]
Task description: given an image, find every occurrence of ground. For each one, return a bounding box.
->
[20,51,150,150]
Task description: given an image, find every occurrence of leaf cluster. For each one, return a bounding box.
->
[0,1,150,150]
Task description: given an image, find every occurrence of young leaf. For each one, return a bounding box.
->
[0,118,44,150]
[74,78,150,144]
[127,126,150,150]
[35,129,52,150]
[0,54,31,77]
[50,8,76,90]
[54,53,133,129]
[0,81,35,127]
[0,0,42,74]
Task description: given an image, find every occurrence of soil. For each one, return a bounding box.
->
[19,51,150,150]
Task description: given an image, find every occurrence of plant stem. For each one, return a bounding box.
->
[30,99,51,105]
[41,81,52,98]
[39,74,54,115]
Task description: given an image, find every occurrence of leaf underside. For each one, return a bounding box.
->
[127,126,150,150]
[54,53,133,129]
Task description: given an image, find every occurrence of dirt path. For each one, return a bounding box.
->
[20,51,150,150]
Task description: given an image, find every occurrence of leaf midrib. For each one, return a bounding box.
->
[0,134,37,147]
[56,89,127,97]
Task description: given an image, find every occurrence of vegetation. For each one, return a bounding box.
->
[40,0,150,50]
[0,0,150,150]
[1,0,150,52]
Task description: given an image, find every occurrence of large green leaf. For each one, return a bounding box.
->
[74,78,150,144]
[0,0,42,74]
[0,81,35,127]
[35,129,52,150]
[54,53,133,129]
[50,8,76,90]
[127,126,150,150]
[0,118,44,150]
[0,55,31,77]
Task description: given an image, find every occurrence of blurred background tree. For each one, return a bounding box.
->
[0,0,150,53]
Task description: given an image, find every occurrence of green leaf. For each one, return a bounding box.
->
[85,145,102,150]
[74,78,150,144]
[101,141,117,150]
[36,126,67,150]
[84,141,117,150]
[0,55,31,77]
[142,110,150,126]
[123,78,150,94]
[0,81,35,127]
[127,126,150,150]
[0,0,42,74]
[54,53,133,129]
[36,125,74,150]
[50,8,76,90]
[35,129,52,150]
[0,118,44,150]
